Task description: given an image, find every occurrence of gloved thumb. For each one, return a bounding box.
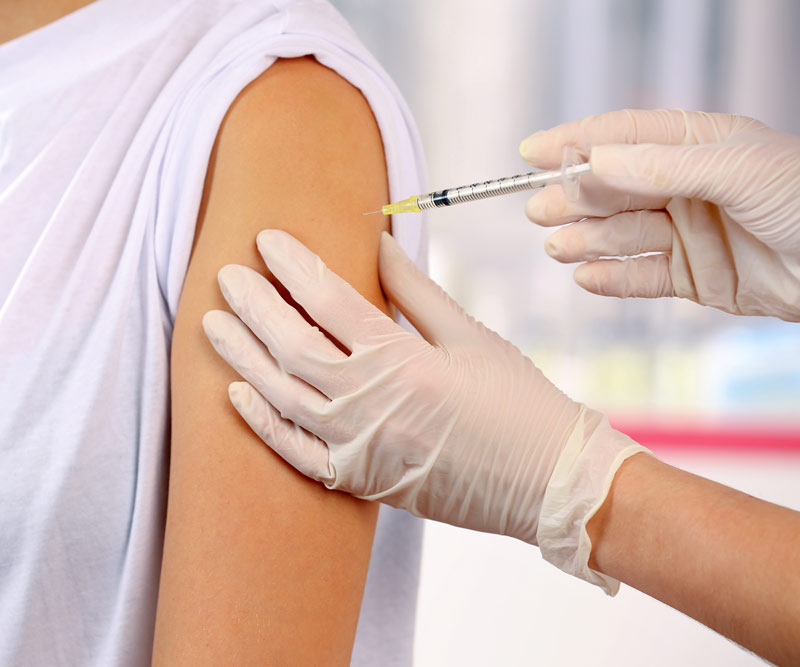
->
[378,232,477,348]
[590,142,744,208]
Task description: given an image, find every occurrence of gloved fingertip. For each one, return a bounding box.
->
[227,379,243,400]
[524,194,543,223]
[544,236,562,260]
[256,229,300,279]
[525,188,567,225]
[201,309,227,340]
[519,130,545,161]
[573,264,601,294]
[256,228,290,255]
[228,381,254,412]
[228,382,279,446]
[217,263,249,302]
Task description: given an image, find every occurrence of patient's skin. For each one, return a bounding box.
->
[0,0,95,44]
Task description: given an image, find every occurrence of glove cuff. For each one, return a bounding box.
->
[536,407,651,595]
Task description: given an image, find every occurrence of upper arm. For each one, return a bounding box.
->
[153,56,391,665]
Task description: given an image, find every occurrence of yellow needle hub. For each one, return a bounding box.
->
[381,195,420,216]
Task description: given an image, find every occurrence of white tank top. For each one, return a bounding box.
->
[0,1,427,664]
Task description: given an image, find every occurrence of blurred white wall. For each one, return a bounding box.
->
[334,0,800,419]
[331,2,800,664]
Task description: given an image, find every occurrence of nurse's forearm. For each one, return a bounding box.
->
[585,452,800,665]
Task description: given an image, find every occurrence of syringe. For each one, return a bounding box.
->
[364,146,590,216]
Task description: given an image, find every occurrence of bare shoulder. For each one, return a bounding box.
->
[193,55,391,295]
[224,54,379,154]
[153,56,390,665]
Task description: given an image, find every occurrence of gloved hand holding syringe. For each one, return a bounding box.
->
[363,146,591,215]
[371,109,800,322]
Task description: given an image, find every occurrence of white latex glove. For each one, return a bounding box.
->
[202,230,648,593]
[519,109,800,321]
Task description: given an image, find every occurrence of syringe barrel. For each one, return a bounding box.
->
[416,164,589,211]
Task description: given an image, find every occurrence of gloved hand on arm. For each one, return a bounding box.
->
[202,229,649,594]
[202,229,800,664]
[519,109,800,321]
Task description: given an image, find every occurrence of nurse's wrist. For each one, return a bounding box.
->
[586,451,655,576]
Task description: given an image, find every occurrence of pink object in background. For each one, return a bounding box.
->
[612,418,800,453]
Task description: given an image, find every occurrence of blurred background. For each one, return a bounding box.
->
[331,1,800,665]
